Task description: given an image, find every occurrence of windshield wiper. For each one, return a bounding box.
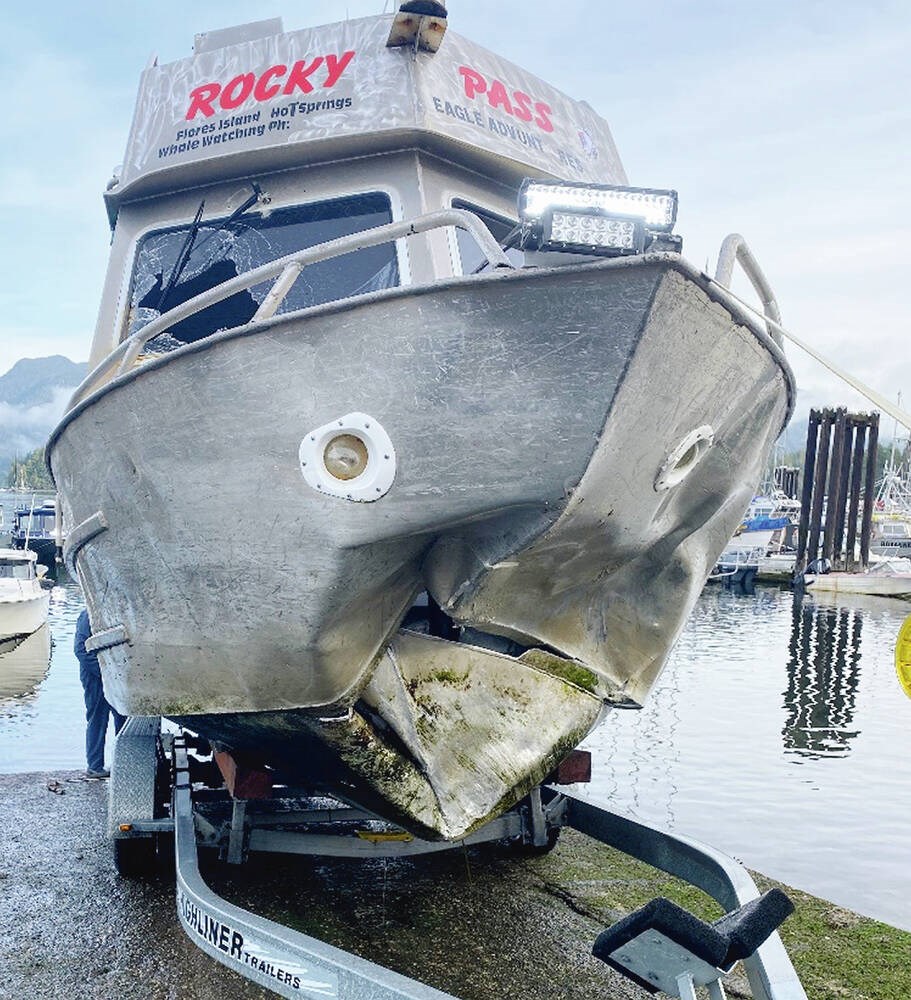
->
[188,182,265,260]
[155,182,265,312]
[156,199,205,312]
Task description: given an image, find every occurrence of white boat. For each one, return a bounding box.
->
[870,435,911,558]
[47,9,794,839]
[870,467,911,559]
[711,543,765,587]
[712,492,800,585]
[805,557,911,601]
[871,516,911,559]
[756,551,798,581]
[0,549,50,640]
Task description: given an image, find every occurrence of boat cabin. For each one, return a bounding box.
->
[11,503,58,545]
[0,549,39,582]
[82,12,630,383]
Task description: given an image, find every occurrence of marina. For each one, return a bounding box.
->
[2,5,910,999]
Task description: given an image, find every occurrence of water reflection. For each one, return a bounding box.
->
[0,624,52,704]
[782,592,862,758]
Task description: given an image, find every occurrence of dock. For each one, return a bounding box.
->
[1,771,907,1000]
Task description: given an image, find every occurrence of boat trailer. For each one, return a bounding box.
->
[109,717,808,1000]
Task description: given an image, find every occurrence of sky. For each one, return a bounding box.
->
[1,0,909,447]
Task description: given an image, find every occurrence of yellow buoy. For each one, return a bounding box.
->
[896,615,911,699]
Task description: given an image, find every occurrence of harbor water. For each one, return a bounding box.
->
[0,499,908,930]
[579,583,911,932]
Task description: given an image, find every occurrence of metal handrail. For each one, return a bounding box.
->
[713,234,782,348]
[68,208,512,412]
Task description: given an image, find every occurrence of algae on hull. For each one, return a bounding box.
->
[518,649,600,694]
[349,629,605,839]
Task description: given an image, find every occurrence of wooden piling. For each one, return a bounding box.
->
[775,466,800,499]
[796,413,820,572]
[806,410,834,570]
[831,418,855,569]
[844,419,867,573]
[823,408,847,565]
[859,413,879,569]
[796,408,882,577]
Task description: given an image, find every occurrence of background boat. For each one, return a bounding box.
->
[0,549,50,640]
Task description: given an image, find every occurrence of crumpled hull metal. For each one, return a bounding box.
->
[48,254,793,838]
[179,630,604,840]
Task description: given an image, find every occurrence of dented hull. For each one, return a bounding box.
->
[49,254,792,837]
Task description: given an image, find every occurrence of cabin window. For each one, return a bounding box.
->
[451,199,523,274]
[0,561,32,580]
[128,192,399,344]
[14,512,55,535]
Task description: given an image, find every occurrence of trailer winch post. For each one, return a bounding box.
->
[560,791,808,1000]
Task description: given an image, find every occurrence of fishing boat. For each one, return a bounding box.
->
[805,557,911,601]
[711,492,800,586]
[871,459,911,558]
[871,517,911,559]
[0,549,50,640]
[10,498,63,569]
[47,7,794,839]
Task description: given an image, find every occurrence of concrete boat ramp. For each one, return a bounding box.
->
[0,771,649,1000]
[3,770,909,1000]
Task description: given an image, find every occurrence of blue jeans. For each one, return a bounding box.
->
[80,657,126,772]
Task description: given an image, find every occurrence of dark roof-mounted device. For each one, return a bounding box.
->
[386,1,448,53]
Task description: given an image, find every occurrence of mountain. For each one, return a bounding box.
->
[0,356,87,407]
[0,356,88,477]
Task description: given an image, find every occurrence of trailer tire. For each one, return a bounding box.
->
[156,831,175,877]
[114,836,157,877]
[506,827,561,857]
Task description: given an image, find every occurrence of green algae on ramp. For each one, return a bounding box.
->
[527,831,911,1000]
[210,823,911,1000]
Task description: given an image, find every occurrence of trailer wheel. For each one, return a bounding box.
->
[512,827,561,856]
[155,831,175,877]
[114,836,158,877]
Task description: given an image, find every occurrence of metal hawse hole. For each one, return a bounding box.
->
[300,411,396,502]
[655,425,714,492]
[323,434,369,481]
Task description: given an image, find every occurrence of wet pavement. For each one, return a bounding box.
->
[0,771,654,1000]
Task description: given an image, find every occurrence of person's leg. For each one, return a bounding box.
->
[80,660,110,773]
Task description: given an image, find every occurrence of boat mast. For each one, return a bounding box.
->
[875,392,911,515]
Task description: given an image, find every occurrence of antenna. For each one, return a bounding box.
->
[889,390,902,471]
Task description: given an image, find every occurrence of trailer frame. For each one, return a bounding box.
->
[109,717,808,1000]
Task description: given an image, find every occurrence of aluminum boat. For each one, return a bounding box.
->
[48,6,794,839]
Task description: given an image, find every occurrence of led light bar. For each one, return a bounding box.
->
[520,180,678,231]
[544,210,645,255]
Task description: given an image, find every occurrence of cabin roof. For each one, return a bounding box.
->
[0,549,37,562]
[106,14,626,212]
